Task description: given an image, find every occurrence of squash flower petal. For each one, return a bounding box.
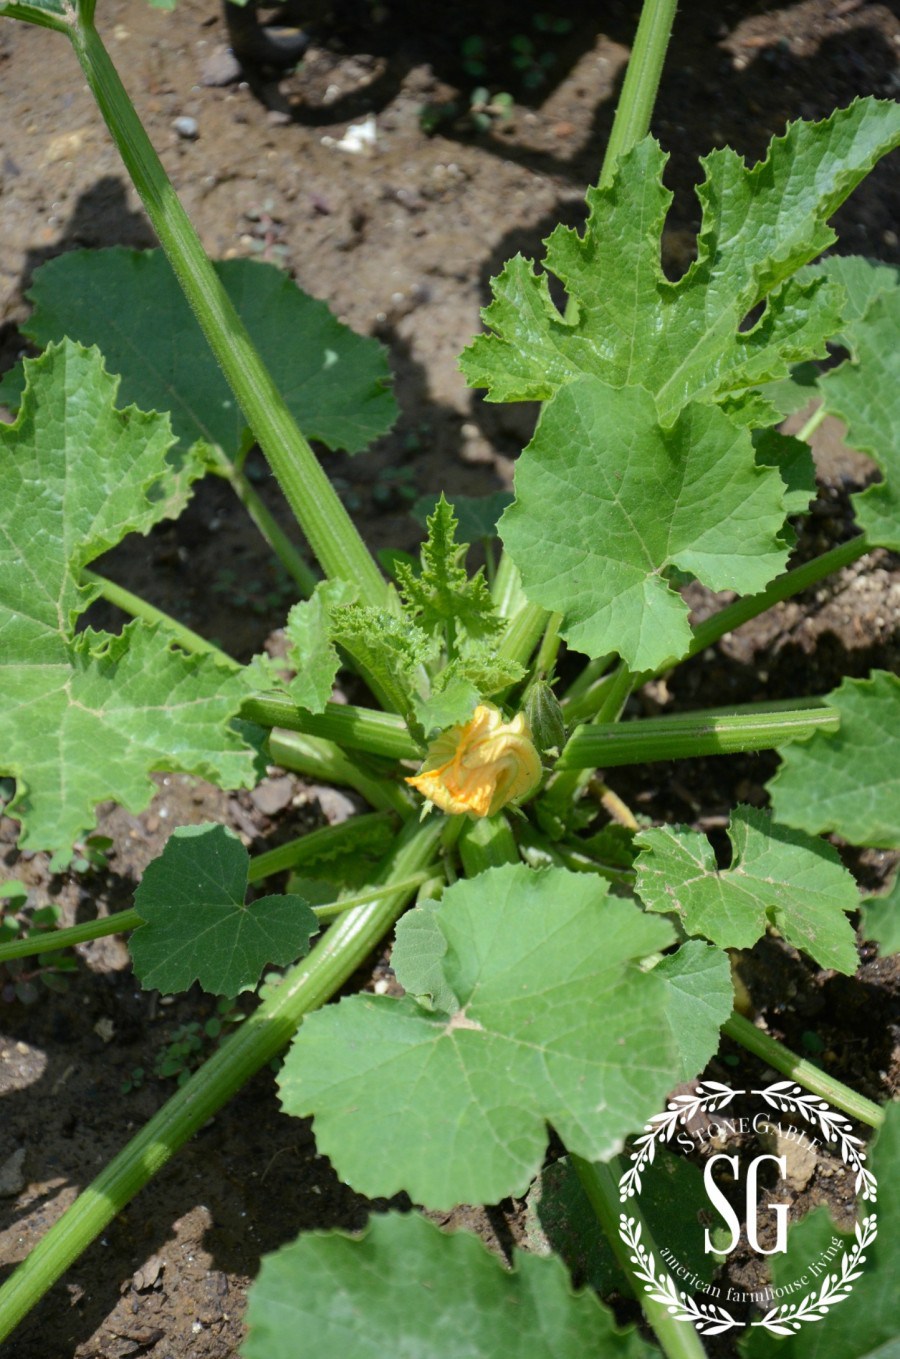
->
[406,703,542,818]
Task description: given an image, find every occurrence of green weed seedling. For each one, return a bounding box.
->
[0,0,898,1355]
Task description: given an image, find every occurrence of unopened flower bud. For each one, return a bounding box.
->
[524,680,566,756]
[406,703,542,818]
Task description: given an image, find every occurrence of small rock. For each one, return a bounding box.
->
[200,45,242,86]
[132,1254,165,1292]
[758,1125,819,1190]
[310,785,357,825]
[173,116,199,140]
[0,1147,26,1197]
[250,777,294,816]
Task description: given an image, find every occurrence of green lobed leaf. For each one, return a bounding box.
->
[130,824,318,996]
[818,282,900,548]
[397,495,502,640]
[767,672,900,849]
[634,806,859,972]
[0,342,259,849]
[243,1211,655,1359]
[278,863,693,1209]
[461,102,900,424]
[21,248,397,456]
[742,1102,899,1359]
[283,579,357,714]
[501,378,790,669]
[803,254,900,331]
[861,870,900,957]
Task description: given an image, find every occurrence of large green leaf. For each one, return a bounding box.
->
[742,1102,899,1359]
[634,806,859,972]
[130,824,318,996]
[21,248,396,455]
[461,102,900,424]
[0,341,259,849]
[818,281,900,548]
[767,672,900,849]
[243,1212,655,1359]
[500,378,790,669]
[278,864,689,1209]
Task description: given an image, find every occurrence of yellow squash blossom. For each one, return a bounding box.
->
[406,703,542,818]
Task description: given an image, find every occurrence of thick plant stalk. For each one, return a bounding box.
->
[0,816,446,1343]
[683,535,870,666]
[572,1156,710,1359]
[242,697,420,761]
[61,6,385,606]
[599,0,679,186]
[557,705,839,770]
[724,1013,884,1129]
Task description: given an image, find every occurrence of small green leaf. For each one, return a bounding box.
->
[243,1211,654,1359]
[283,579,357,714]
[23,249,397,456]
[397,495,501,640]
[0,342,259,849]
[462,103,900,423]
[278,864,679,1208]
[634,806,859,972]
[130,824,318,996]
[768,671,900,849]
[653,942,734,1079]
[329,604,434,721]
[412,676,479,737]
[501,379,790,669]
[861,870,900,957]
[741,1102,899,1359]
[390,898,457,1012]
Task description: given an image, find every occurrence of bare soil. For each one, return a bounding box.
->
[0,1,898,1355]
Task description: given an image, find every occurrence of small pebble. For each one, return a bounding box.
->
[200,46,242,87]
[173,116,199,140]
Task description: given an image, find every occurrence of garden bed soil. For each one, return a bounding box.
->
[1,1,898,1355]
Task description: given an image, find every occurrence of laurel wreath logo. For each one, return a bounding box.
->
[617,1081,878,1336]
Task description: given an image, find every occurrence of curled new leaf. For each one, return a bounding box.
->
[406,703,542,817]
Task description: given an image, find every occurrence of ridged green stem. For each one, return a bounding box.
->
[65,12,385,605]
[599,0,679,186]
[83,570,240,668]
[683,535,870,668]
[267,729,413,816]
[557,705,838,770]
[207,445,317,597]
[242,697,419,761]
[571,1155,710,1359]
[723,1013,884,1129]
[0,815,444,1343]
